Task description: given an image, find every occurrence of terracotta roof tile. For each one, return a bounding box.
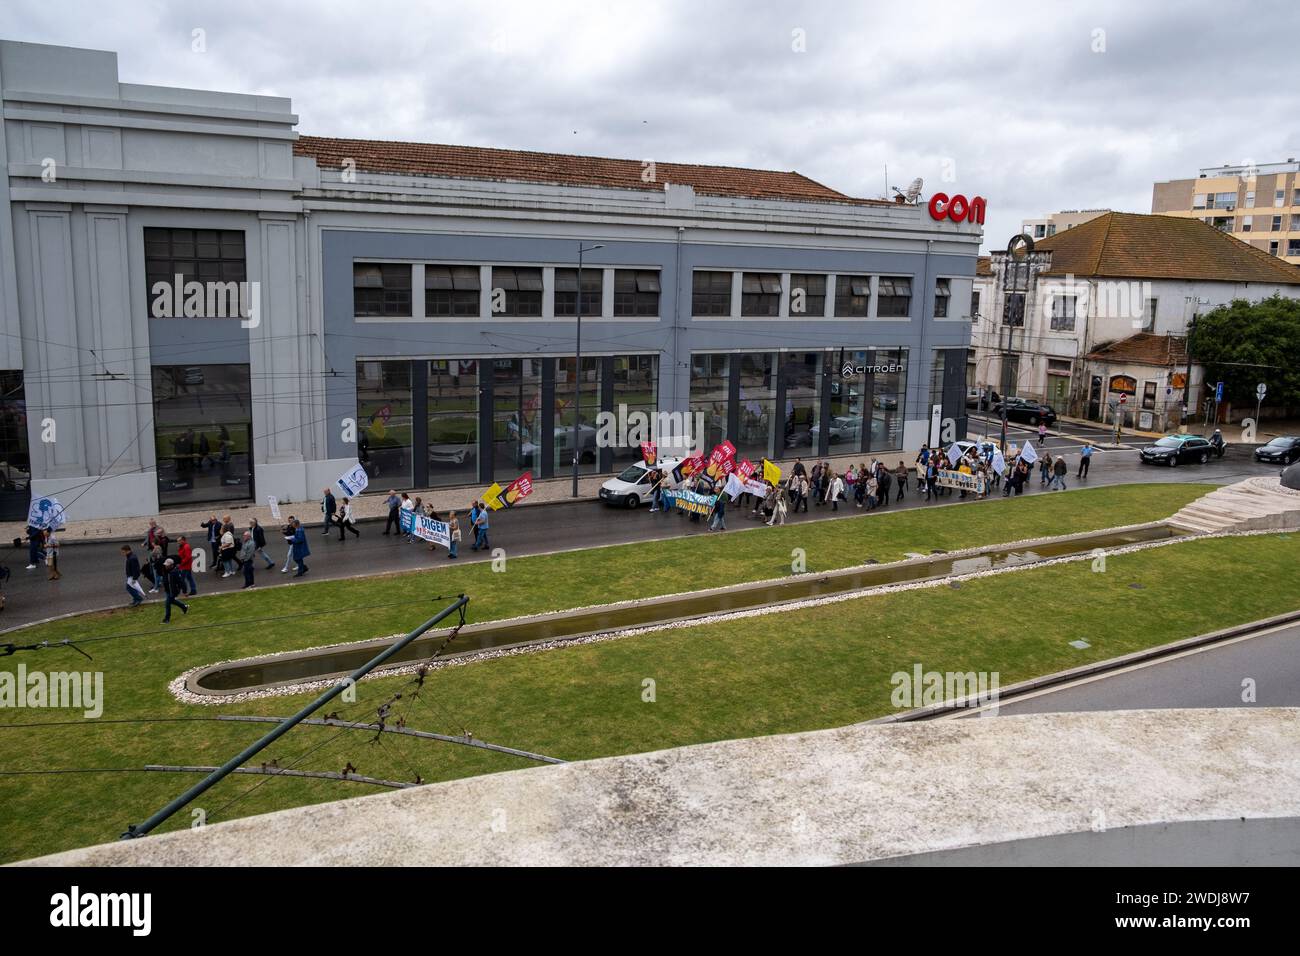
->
[1035,212,1300,285]
[294,136,885,205]
[1086,332,1188,367]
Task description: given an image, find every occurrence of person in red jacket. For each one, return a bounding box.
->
[176,535,198,596]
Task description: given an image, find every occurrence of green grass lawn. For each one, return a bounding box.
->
[1,482,1260,862]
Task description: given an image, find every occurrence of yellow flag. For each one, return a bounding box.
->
[482,482,505,511]
[762,459,782,484]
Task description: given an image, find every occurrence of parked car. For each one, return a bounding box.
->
[966,387,999,411]
[599,456,684,509]
[1254,436,1300,466]
[428,432,475,466]
[809,414,862,445]
[1139,434,1215,466]
[992,396,1056,426]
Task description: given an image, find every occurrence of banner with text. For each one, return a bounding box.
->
[662,489,718,515]
[399,509,451,547]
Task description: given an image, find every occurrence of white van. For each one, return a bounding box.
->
[598,456,683,509]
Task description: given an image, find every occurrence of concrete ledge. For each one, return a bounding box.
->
[18,707,1300,866]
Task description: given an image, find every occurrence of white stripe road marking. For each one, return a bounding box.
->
[937,619,1300,719]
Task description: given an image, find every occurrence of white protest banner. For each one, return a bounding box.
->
[399,509,450,547]
[724,472,746,501]
[27,496,65,530]
[336,462,370,497]
[991,449,1007,476]
[267,495,282,520]
[1018,439,1038,465]
[946,443,962,466]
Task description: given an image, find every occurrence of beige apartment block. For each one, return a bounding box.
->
[1153,160,1300,265]
[1020,209,1109,241]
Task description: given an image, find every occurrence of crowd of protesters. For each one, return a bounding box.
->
[12,429,1097,616]
[639,434,1094,532]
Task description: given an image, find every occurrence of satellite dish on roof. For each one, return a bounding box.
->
[905,177,924,204]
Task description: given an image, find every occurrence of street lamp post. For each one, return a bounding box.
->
[573,243,604,498]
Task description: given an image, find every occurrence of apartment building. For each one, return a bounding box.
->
[1152,160,1300,265]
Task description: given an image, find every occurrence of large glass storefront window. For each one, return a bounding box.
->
[869,349,908,452]
[357,361,413,485]
[781,352,822,452]
[553,357,601,475]
[612,355,658,464]
[493,358,543,476]
[689,353,730,451]
[736,352,776,462]
[153,364,253,507]
[427,360,478,486]
[0,372,30,520]
[826,350,867,452]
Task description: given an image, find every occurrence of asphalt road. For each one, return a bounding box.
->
[0,418,1285,629]
[953,619,1300,715]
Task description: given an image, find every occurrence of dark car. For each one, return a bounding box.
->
[993,396,1056,426]
[1139,434,1215,466]
[1254,436,1300,466]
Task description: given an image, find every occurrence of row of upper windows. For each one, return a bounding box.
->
[367,263,643,319]
[690,271,923,318]
[139,227,959,321]
[353,264,662,318]
[1195,188,1300,210]
[352,264,945,320]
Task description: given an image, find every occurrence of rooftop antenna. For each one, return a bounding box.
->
[905,177,924,204]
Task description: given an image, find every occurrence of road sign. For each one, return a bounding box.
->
[1118,393,1128,405]
[1215,381,1224,402]
[1257,382,1267,401]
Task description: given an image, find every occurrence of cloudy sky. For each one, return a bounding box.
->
[3,0,1296,249]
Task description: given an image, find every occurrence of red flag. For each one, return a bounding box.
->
[502,472,534,508]
[708,440,737,468]
[736,459,756,480]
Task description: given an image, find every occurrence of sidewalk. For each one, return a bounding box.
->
[7,450,893,546]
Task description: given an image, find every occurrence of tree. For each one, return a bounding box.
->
[1188,296,1300,408]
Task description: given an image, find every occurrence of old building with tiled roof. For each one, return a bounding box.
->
[970,213,1300,431]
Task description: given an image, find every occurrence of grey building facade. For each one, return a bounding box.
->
[0,39,981,521]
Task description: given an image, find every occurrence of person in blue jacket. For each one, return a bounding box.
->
[290,518,311,577]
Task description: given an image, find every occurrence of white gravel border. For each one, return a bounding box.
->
[168,524,1293,705]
